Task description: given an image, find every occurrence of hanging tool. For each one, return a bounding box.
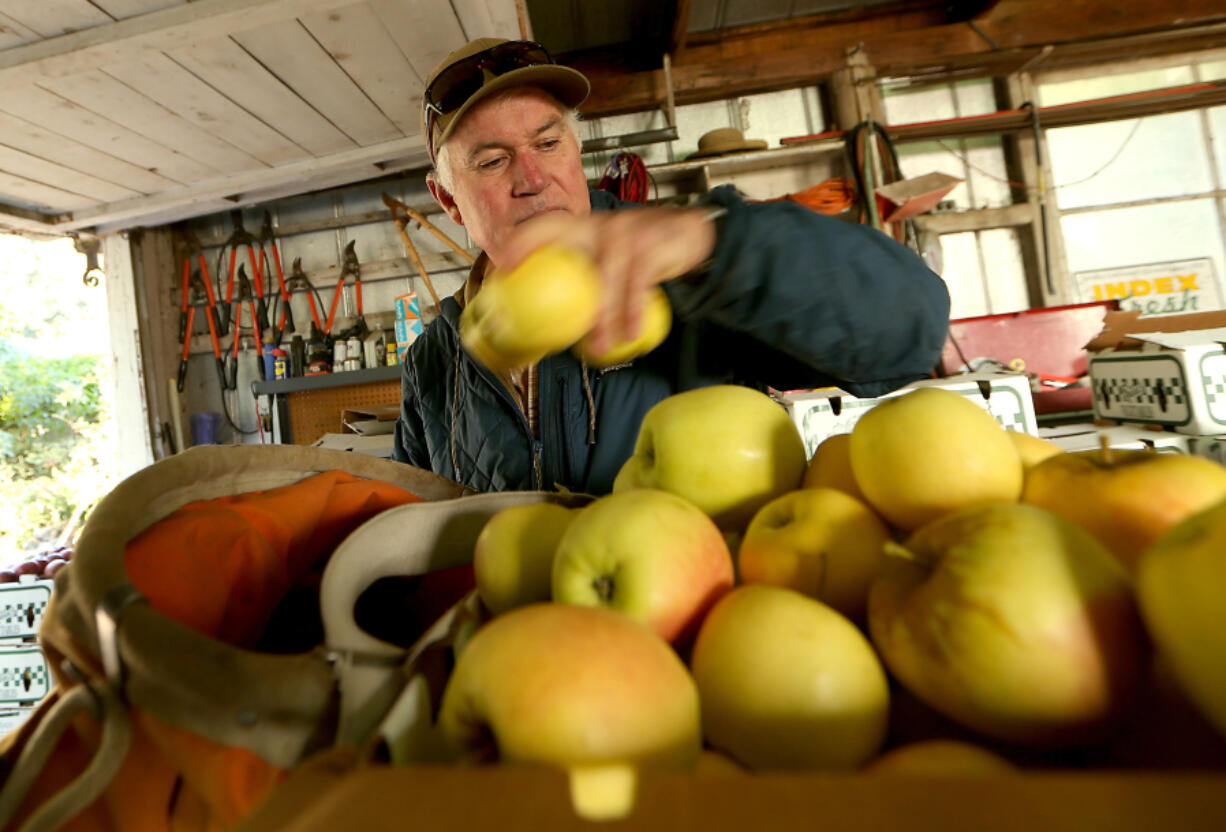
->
[73,233,104,287]
[323,241,364,337]
[176,268,226,393]
[216,211,268,336]
[227,264,265,389]
[259,211,295,344]
[382,192,474,315]
[280,257,326,345]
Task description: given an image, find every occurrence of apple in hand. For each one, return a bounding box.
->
[1022,445,1226,572]
[574,286,672,367]
[868,502,1147,747]
[460,244,602,371]
[473,503,576,616]
[553,489,734,645]
[438,603,701,820]
[1136,497,1226,738]
[850,387,1023,531]
[737,487,891,622]
[690,585,889,770]
[613,385,807,531]
[802,432,866,503]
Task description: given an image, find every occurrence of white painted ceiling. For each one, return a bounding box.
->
[0,0,522,235]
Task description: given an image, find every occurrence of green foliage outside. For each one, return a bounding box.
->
[0,235,115,566]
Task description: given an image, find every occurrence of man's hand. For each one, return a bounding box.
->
[498,208,717,356]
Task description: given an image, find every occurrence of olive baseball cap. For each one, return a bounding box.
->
[421,38,590,163]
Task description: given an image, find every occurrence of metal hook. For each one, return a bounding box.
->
[73,233,104,287]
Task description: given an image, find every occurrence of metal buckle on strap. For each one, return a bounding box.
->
[94,583,148,695]
[315,645,407,669]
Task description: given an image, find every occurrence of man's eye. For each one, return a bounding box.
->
[538,139,560,151]
[477,157,507,172]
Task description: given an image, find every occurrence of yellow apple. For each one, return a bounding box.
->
[864,740,1017,775]
[689,585,890,770]
[868,502,1147,747]
[459,244,602,371]
[438,603,701,821]
[1136,498,1226,738]
[574,286,672,367]
[473,503,576,616]
[801,432,866,502]
[613,385,807,531]
[552,489,734,645]
[737,487,891,621]
[1007,429,1064,471]
[1022,446,1226,572]
[850,387,1023,531]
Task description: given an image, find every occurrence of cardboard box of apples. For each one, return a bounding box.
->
[245,378,1226,830]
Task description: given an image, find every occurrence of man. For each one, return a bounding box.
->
[394,38,950,495]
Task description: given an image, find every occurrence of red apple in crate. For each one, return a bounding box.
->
[737,487,891,622]
[1022,445,1226,572]
[438,603,701,821]
[613,385,807,531]
[552,489,734,645]
[868,502,1147,747]
[690,585,890,770]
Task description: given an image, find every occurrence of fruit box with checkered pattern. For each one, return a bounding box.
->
[777,370,1037,460]
[1087,309,1226,436]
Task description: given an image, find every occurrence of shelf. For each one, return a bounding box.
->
[251,364,400,396]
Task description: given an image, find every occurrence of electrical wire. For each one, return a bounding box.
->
[931,116,1144,192]
[597,152,650,204]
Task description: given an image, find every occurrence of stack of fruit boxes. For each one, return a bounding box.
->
[0,578,55,734]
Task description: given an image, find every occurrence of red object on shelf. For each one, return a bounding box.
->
[940,301,1119,413]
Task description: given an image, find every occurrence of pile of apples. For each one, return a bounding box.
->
[421,381,1226,818]
[439,247,1226,817]
[0,546,72,583]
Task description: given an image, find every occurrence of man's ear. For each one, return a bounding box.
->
[426,172,464,227]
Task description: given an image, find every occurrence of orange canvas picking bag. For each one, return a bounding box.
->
[0,445,470,832]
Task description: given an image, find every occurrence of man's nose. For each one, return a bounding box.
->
[511,153,548,195]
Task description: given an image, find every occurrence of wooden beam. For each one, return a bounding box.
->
[0,0,353,87]
[51,136,430,234]
[572,0,1226,116]
[671,0,693,57]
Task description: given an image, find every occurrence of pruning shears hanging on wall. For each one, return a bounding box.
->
[280,257,326,345]
[216,211,268,336]
[177,233,226,393]
[258,211,296,345]
[227,264,265,389]
[323,240,363,336]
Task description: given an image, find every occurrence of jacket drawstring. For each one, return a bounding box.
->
[580,362,597,445]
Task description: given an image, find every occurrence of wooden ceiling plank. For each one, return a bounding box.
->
[234,20,402,147]
[0,86,218,184]
[367,0,466,89]
[0,169,100,213]
[0,110,175,194]
[38,69,268,175]
[0,0,114,38]
[450,0,520,40]
[52,133,430,232]
[91,1,188,20]
[0,0,357,86]
[104,52,310,166]
[172,35,357,157]
[0,11,41,48]
[301,2,423,135]
[0,143,142,202]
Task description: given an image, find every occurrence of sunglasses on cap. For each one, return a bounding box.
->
[424,41,555,154]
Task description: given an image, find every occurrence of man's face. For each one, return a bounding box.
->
[429,87,591,267]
